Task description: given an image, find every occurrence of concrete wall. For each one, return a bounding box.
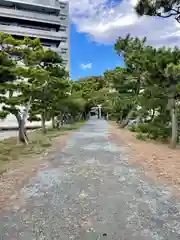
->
[0,113,51,128]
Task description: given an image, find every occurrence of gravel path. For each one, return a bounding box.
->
[1,119,180,239]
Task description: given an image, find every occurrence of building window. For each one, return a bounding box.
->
[0,5,15,9]
[59,27,66,32]
[60,2,67,10]
[60,3,66,7]
[42,43,51,47]
[0,22,11,25]
[60,37,67,43]
[16,6,57,16]
[63,60,68,65]
[60,15,66,20]
[21,25,51,31]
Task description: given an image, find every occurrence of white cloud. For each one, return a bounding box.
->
[80,63,92,69]
[65,0,180,47]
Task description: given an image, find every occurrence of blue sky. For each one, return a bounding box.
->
[70,24,124,80]
[68,0,179,80]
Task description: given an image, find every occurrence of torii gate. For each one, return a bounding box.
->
[89,104,102,119]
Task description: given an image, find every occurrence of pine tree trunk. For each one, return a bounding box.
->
[170,99,178,148]
[58,113,65,126]
[19,119,28,144]
[16,114,28,144]
[55,114,61,128]
[150,109,155,122]
[116,111,123,124]
[52,116,56,129]
[41,113,46,133]
[120,108,135,128]
[15,98,32,144]
[77,113,82,121]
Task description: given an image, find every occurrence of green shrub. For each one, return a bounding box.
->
[136,123,149,133]
[128,125,137,132]
[136,132,147,141]
[148,124,170,141]
[135,123,171,141]
[128,123,148,133]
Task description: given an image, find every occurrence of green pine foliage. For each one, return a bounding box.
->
[1,31,180,149]
[0,32,86,143]
[103,34,180,148]
[135,0,180,23]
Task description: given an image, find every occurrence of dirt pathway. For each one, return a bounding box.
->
[0,120,180,239]
[109,123,180,194]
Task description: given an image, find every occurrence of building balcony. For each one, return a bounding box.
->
[0,0,61,13]
[59,1,69,15]
[59,42,68,49]
[0,24,67,41]
[0,7,63,26]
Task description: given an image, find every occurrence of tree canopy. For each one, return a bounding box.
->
[0,33,83,143]
[1,31,180,149]
[104,35,180,148]
[135,0,180,23]
[73,34,180,149]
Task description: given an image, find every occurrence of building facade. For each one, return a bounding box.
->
[0,0,69,128]
[0,0,69,71]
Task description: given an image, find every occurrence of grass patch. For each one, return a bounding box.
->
[0,121,85,173]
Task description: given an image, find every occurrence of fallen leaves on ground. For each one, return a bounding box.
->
[109,123,180,195]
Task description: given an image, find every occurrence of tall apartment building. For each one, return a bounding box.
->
[0,0,70,129]
[0,0,70,71]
